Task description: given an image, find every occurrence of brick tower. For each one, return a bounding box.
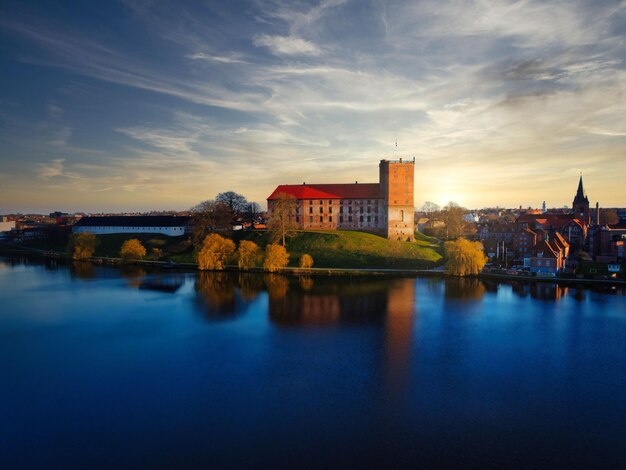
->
[379,158,415,241]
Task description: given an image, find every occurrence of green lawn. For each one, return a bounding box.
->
[25,229,443,269]
[234,230,443,269]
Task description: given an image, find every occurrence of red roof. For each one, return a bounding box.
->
[267,183,381,200]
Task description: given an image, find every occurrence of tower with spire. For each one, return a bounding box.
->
[572,175,590,225]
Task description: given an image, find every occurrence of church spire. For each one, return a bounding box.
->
[574,174,589,204]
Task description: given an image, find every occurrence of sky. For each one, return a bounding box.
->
[0,0,625,213]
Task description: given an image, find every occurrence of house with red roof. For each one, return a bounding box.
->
[267,159,415,240]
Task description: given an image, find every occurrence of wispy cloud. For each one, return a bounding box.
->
[253,34,321,56]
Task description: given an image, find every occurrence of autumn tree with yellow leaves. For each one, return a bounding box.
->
[263,244,289,272]
[444,237,488,276]
[236,240,259,270]
[197,234,235,270]
[119,239,147,261]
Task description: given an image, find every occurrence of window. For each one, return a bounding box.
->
[340,207,343,214]
[360,207,364,214]
[367,207,371,213]
[367,216,371,223]
[349,216,352,222]
[309,207,312,214]
[375,216,378,223]
[400,210,404,222]
[320,216,323,223]
[340,216,344,223]
[320,200,323,204]
[329,200,333,205]
[296,216,299,222]
[320,207,323,214]
[329,216,332,222]
[329,207,332,214]
[309,216,313,223]
[360,216,364,223]
[348,207,352,214]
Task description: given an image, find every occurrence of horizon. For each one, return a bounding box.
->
[1,1,625,213]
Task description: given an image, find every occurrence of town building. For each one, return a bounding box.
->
[267,159,415,241]
[73,215,191,236]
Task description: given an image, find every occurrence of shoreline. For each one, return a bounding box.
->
[2,244,625,286]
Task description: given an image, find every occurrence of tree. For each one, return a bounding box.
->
[151,248,164,260]
[600,209,619,226]
[216,191,248,217]
[190,199,233,245]
[422,201,440,215]
[444,237,488,276]
[197,234,235,270]
[441,201,467,239]
[244,202,261,224]
[68,232,98,260]
[263,244,289,272]
[236,240,259,270]
[120,239,147,260]
[267,192,297,246]
[299,254,314,269]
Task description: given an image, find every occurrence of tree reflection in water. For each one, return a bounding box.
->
[444,278,487,301]
[299,276,314,291]
[195,271,237,317]
[70,261,96,280]
[238,273,264,301]
[264,274,289,300]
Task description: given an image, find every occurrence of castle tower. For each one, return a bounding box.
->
[572,175,590,225]
[379,158,415,241]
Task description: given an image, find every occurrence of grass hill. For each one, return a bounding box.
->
[232,230,443,269]
[22,229,443,269]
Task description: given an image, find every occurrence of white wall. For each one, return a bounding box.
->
[0,221,16,233]
[73,226,186,236]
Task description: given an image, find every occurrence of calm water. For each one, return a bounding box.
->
[1,256,626,469]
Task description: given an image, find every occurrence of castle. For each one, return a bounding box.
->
[267,159,415,240]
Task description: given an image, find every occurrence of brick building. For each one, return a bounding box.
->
[267,159,415,240]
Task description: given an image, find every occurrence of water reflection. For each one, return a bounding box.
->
[444,278,487,301]
[195,272,237,317]
[70,261,96,280]
[237,274,264,301]
[138,275,185,293]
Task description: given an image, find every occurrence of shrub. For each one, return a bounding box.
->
[263,244,289,272]
[151,248,164,261]
[120,239,147,261]
[197,233,235,270]
[444,237,488,276]
[68,232,98,260]
[236,240,259,270]
[299,253,314,269]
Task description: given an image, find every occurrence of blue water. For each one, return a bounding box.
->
[1,256,625,468]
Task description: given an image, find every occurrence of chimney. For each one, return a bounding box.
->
[596,202,600,225]
[355,181,358,184]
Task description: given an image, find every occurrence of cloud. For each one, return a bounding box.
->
[37,158,66,179]
[186,52,249,64]
[253,34,321,56]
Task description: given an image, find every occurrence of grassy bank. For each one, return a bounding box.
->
[20,229,443,269]
[232,230,443,269]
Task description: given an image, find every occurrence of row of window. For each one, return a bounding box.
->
[303,199,378,205]
[301,206,379,214]
[295,216,380,224]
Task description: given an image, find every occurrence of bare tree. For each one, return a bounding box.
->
[216,191,248,218]
[190,200,232,246]
[600,209,619,226]
[267,193,297,246]
[441,201,467,239]
[422,201,440,215]
[245,202,261,224]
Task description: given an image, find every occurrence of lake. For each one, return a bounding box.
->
[1,256,625,468]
